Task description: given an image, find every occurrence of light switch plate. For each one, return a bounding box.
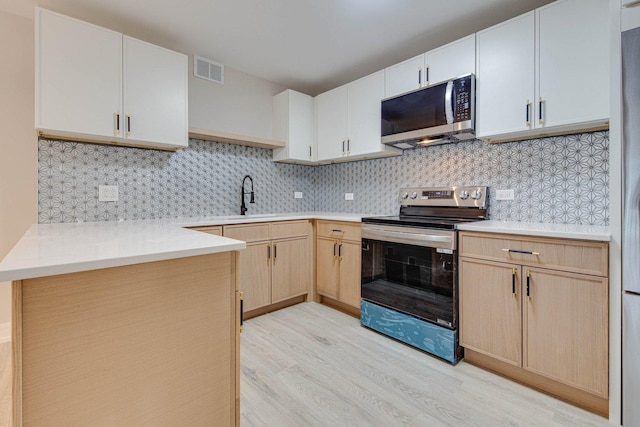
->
[99,185,119,202]
[294,192,303,199]
[495,189,514,201]
[345,193,354,201]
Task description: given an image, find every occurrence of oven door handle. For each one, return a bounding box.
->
[362,228,454,249]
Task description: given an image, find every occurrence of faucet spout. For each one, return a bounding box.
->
[240,175,255,215]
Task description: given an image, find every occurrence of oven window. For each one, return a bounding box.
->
[361,238,457,329]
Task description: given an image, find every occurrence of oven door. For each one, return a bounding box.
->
[361,224,457,329]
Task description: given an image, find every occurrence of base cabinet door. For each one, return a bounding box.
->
[237,242,271,311]
[523,267,609,397]
[317,237,339,299]
[338,240,361,309]
[460,258,522,366]
[271,237,310,303]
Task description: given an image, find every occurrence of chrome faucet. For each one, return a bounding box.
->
[240,175,255,215]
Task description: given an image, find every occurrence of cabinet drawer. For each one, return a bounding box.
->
[189,226,222,236]
[223,223,271,242]
[271,221,309,239]
[316,221,361,242]
[459,232,608,277]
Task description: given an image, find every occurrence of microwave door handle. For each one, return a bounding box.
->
[445,81,454,124]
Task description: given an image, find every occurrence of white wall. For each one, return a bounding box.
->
[0,9,38,325]
[188,61,286,140]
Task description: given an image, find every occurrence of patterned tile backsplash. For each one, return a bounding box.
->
[38,131,609,225]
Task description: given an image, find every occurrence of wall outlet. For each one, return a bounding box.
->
[99,185,119,202]
[495,189,514,201]
[294,192,303,199]
[345,193,354,201]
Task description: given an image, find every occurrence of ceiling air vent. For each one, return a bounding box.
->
[194,55,224,84]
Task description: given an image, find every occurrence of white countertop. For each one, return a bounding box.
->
[0,212,370,282]
[456,220,610,242]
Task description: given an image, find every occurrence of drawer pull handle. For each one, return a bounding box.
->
[332,229,343,233]
[512,268,517,297]
[502,248,540,256]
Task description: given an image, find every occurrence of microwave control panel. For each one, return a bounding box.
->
[453,76,473,122]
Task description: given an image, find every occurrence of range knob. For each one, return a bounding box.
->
[401,192,409,200]
[471,190,482,200]
[459,190,469,200]
[410,192,418,199]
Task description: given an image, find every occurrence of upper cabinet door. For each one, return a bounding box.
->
[424,34,476,86]
[347,70,385,157]
[536,0,609,129]
[476,12,535,138]
[36,8,122,139]
[272,90,315,163]
[384,54,424,98]
[316,85,348,161]
[123,37,188,148]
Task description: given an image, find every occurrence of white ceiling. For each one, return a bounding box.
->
[2,0,553,95]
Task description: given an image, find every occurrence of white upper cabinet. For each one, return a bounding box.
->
[477,0,609,142]
[316,85,348,161]
[424,34,476,86]
[476,12,536,138]
[123,37,188,148]
[317,71,401,163]
[536,0,609,129]
[36,8,122,140]
[36,8,188,150]
[384,55,424,98]
[272,90,315,164]
[384,35,476,98]
[347,70,386,158]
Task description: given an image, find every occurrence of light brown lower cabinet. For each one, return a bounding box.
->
[459,231,609,417]
[13,253,240,426]
[224,220,312,314]
[316,221,361,312]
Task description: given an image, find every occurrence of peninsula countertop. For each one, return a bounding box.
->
[0,212,372,282]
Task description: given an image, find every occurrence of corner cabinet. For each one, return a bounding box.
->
[476,0,609,142]
[316,71,401,163]
[223,221,312,316]
[316,221,362,312]
[272,90,315,164]
[36,8,188,150]
[459,231,609,417]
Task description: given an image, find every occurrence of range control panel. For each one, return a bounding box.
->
[398,186,488,208]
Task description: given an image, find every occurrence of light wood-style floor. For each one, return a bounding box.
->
[240,303,610,427]
[0,302,610,426]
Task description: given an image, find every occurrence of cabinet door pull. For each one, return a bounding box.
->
[512,268,517,296]
[115,112,120,136]
[333,242,337,258]
[338,243,342,259]
[273,244,277,261]
[525,101,531,127]
[501,248,540,256]
[347,139,350,155]
[418,67,422,86]
[425,66,429,85]
[267,245,271,260]
[126,114,131,136]
[309,145,312,159]
[538,97,544,125]
[239,291,244,333]
[342,140,345,154]
[526,270,531,299]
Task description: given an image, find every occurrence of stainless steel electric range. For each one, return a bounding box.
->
[360,186,488,364]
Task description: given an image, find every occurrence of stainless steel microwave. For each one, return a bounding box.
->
[381,74,475,149]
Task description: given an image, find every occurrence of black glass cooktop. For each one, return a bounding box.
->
[362,215,482,230]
